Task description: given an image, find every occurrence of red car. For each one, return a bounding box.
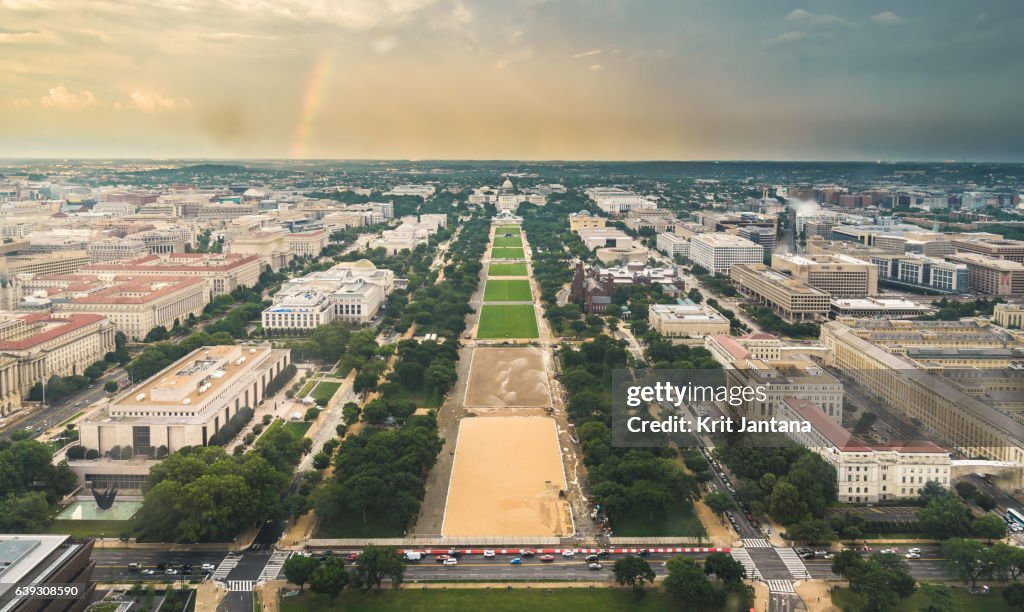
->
[434,555,450,563]
[539,555,555,563]
[346,552,360,561]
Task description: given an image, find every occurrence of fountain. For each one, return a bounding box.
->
[91,484,118,510]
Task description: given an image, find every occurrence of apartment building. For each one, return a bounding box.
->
[77,253,261,296]
[778,398,951,503]
[820,320,1024,468]
[946,253,1024,295]
[648,301,730,338]
[690,233,764,275]
[28,275,211,340]
[656,232,690,258]
[730,263,831,322]
[0,313,115,399]
[771,253,878,297]
[79,344,291,455]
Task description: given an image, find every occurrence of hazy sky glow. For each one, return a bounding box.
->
[1,0,1022,160]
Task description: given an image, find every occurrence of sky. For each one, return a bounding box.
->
[1,0,1022,161]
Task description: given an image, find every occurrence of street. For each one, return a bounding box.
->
[0,368,129,440]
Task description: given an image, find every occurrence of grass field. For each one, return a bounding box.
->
[496,225,520,234]
[296,380,315,397]
[483,279,533,302]
[833,586,1011,611]
[493,235,523,247]
[282,589,686,612]
[309,381,341,403]
[488,262,529,276]
[46,519,136,539]
[282,421,311,438]
[613,505,707,537]
[477,305,539,338]
[491,247,525,260]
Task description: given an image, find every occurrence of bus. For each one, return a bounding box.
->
[1006,508,1024,530]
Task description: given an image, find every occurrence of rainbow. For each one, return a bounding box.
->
[290,50,332,158]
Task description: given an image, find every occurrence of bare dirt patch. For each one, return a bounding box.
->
[442,416,572,537]
[464,347,551,408]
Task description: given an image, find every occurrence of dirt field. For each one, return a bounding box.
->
[464,347,552,408]
[442,416,572,537]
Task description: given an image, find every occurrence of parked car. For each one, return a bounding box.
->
[585,554,599,562]
[443,558,458,566]
[540,555,555,563]
[561,550,575,557]
[128,563,140,571]
[434,555,450,563]
[597,550,611,558]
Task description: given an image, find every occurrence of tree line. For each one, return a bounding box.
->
[0,439,77,532]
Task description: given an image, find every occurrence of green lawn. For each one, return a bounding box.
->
[282,421,311,438]
[282,588,693,612]
[313,508,407,538]
[493,235,523,247]
[491,247,526,260]
[297,380,315,397]
[310,381,341,403]
[495,225,521,234]
[476,305,539,339]
[488,262,529,276]
[833,586,1012,612]
[46,519,137,539]
[483,279,533,302]
[613,504,707,538]
[383,385,443,409]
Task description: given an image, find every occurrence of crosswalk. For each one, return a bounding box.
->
[259,550,291,582]
[227,580,254,592]
[742,538,772,548]
[730,548,762,581]
[211,553,241,581]
[775,548,811,579]
[767,579,795,593]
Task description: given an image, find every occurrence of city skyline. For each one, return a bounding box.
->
[1,0,1022,161]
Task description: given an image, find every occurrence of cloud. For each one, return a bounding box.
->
[766,31,810,45]
[218,0,445,31]
[195,32,280,43]
[871,11,904,25]
[127,90,188,113]
[373,36,398,53]
[9,98,32,109]
[785,9,852,27]
[571,49,602,59]
[589,64,603,71]
[0,28,54,44]
[39,84,96,109]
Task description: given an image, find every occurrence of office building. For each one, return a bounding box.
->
[0,534,97,612]
[648,301,730,338]
[946,253,1024,295]
[994,303,1024,329]
[79,344,291,455]
[830,297,932,319]
[568,211,606,231]
[737,226,777,251]
[778,398,951,503]
[262,260,394,331]
[575,227,634,251]
[951,238,1024,264]
[868,253,969,293]
[704,333,782,365]
[86,237,149,263]
[656,232,690,258]
[584,187,658,215]
[771,253,878,298]
[730,264,830,322]
[77,253,261,296]
[728,357,844,422]
[690,233,763,275]
[0,313,115,400]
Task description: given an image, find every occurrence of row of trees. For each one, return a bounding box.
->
[560,336,702,527]
[136,423,306,542]
[282,545,405,598]
[519,199,589,335]
[0,438,77,532]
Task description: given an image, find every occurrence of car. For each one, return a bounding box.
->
[156,563,168,571]
[519,549,535,557]
[745,513,754,521]
[447,550,462,558]
[540,555,555,563]
[814,551,828,558]
[585,554,599,562]
[879,548,897,555]
[482,550,496,558]
[201,563,216,572]
[509,558,522,565]
[905,552,921,559]
[346,552,359,561]
[141,569,156,576]
[165,568,177,575]
[597,550,611,558]
[128,562,140,571]
[638,549,650,557]
[588,563,603,570]
[443,558,458,566]
[561,550,575,557]
[435,555,450,563]
[801,552,816,560]
[908,548,921,554]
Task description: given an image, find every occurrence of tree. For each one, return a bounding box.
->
[918,583,955,612]
[309,558,348,600]
[282,555,319,591]
[784,518,836,545]
[104,380,119,393]
[942,538,989,588]
[918,496,972,540]
[612,555,656,592]
[354,546,404,591]
[663,557,716,607]
[1004,582,1024,610]
[704,491,736,520]
[769,481,808,525]
[972,513,1007,543]
[703,552,745,584]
